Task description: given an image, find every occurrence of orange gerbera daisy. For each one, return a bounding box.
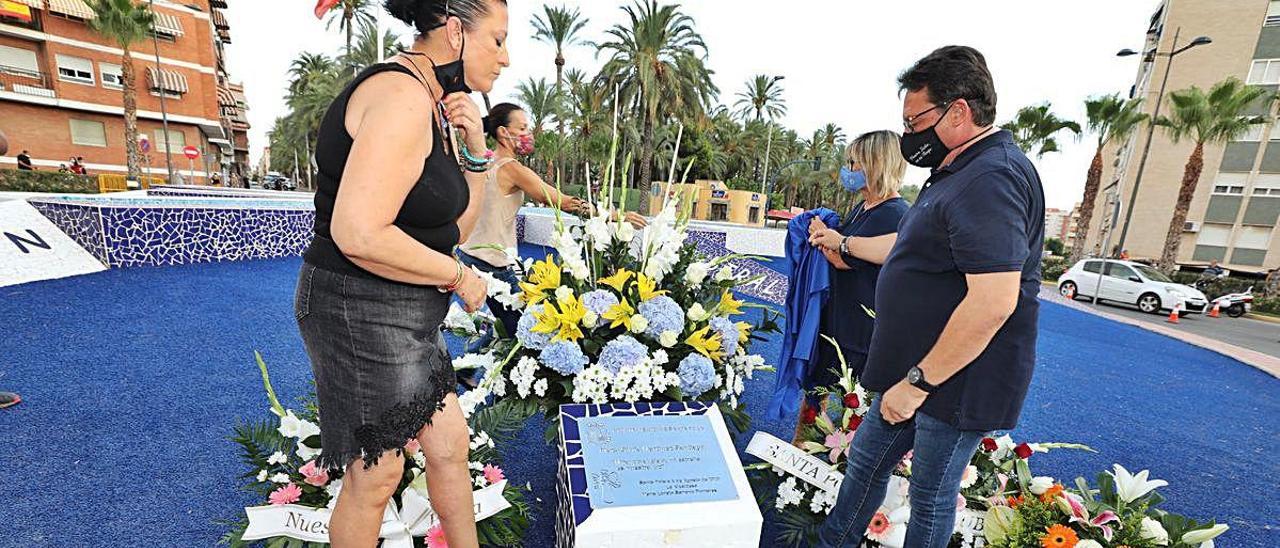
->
[1040,524,1079,548]
[1040,484,1065,503]
[1007,495,1025,508]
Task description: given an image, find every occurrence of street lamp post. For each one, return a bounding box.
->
[148,0,175,185]
[1113,28,1212,254]
[759,75,784,194]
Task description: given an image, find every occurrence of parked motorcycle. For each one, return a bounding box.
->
[1210,287,1253,318]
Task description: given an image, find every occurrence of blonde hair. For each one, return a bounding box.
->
[845,130,906,202]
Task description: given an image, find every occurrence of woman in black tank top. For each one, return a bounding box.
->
[293,1,510,546]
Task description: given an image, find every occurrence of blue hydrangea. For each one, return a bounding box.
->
[581,290,619,316]
[677,354,716,398]
[639,295,685,339]
[709,316,740,355]
[539,340,589,376]
[516,304,552,350]
[598,335,649,374]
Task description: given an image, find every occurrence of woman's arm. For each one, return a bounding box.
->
[809,228,897,265]
[505,162,581,213]
[328,74,481,304]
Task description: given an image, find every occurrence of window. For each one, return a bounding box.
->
[1248,59,1280,85]
[710,203,729,222]
[1268,0,1280,26]
[1238,124,1265,142]
[1083,261,1102,274]
[1133,264,1173,282]
[1197,224,1232,247]
[1213,185,1245,195]
[155,129,185,154]
[69,119,106,147]
[1104,263,1137,280]
[0,45,40,77]
[1236,226,1273,250]
[748,207,760,224]
[100,62,122,89]
[55,54,94,85]
[1254,175,1280,196]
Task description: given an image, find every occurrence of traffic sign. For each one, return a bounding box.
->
[138,134,151,153]
[182,146,200,160]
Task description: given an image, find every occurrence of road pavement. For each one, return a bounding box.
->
[1060,295,1280,359]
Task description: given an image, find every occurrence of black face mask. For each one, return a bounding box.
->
[432,27,471,95]
[900,103,954,169]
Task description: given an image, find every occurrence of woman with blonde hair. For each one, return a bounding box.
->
[801,130,909,431]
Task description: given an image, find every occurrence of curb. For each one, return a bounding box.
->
[1246,313,1280,325]
[1039,289,1280,379]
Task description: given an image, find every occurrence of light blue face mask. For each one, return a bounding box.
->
[840,166,867,193]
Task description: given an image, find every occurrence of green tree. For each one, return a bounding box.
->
[515,77,562,138]
[287,52,336,96]
[597,0,718,200]
[1045,237,1066,256]
[325,0,374,63]
[1153,78,1270,272]
[340,19,400,72]
[1069,94,1148,264]
[531,4,589,138]
[733,74,786,122]
[88,0,154,180]
[1003,103,1082,158]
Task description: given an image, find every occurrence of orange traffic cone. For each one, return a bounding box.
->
[1066,285,1076,300]
[1166,306,1181,324]
[1209,302,1221,318]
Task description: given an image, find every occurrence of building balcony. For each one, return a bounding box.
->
[0,66,56,98]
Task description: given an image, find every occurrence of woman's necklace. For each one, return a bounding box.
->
[401,53,458,161]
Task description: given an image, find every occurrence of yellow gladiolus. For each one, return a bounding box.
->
[598,269,634,293]
[602,299,636,330]
[635,273,668,302]
[685,325,724,362]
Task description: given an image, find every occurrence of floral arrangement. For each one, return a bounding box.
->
[219,353,532,547]
[747,341,1230,548]
[449,186,780,437]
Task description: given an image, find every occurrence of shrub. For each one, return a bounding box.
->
[0,169,97,194]
[1171,272,1261,299]
[1254,296,1280,315]
[1041,256,1069,282]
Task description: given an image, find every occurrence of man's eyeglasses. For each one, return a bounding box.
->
[902,101,952,133]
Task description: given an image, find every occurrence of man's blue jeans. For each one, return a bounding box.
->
[816,396,986,548]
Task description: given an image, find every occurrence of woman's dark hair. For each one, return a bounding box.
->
[384,0,504,35]
[483,102,523,140]
[897,45,997,127]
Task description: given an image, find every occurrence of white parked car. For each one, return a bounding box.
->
[1057,259,1209,315]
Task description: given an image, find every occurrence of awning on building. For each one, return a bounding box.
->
[47,0,95,20]
[0,1,34,23]
[151,11,184,37]
[208,0,227,7]
[211,9,228,29]
[9,0,44,7]
[216,85,235,107]
[217,28,231,44]
[146,66,188,94]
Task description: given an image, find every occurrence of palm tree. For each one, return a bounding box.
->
[1069,94,1148,264]
[340,19,400,71]
[88,0,153,181]
[531,4,588,137]
[816,123,846,152]
[288,52,336,95]
[1153,78,1270,272]
[516,77,562,137]
[733,74,786,122]
[325,0,374,62]
[597,0,718,200]
[1003,103,1082,158]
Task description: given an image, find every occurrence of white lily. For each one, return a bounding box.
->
[1182,524,1229,544]
[1111,464,1168,503]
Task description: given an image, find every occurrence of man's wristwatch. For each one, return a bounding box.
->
[839,236,850,255]
[906,366,939,393]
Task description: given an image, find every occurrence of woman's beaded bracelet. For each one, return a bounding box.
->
[459,143,494,167]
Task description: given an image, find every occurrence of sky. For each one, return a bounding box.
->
[223,0,1162,210]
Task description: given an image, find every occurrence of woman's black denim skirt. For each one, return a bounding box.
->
[294,261,455,472]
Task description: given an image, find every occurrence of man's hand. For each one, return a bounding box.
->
[809,228,843,251]
[879,380,928,424]
[821,247,851,270]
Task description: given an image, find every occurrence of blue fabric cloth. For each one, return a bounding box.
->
[769,208,842,420]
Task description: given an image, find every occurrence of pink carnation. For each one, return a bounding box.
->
[483,464,505,485]
[268,483,302,505]
[405,438,421,454]
[426,524,448,548]
[299,460,330,487]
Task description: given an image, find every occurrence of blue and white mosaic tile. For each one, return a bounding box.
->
[28,201,108,264]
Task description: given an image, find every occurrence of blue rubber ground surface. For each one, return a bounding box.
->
[0,254,1276,546]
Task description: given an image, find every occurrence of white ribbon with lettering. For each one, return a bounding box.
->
[745,432,843,494]
[242,480,510,545]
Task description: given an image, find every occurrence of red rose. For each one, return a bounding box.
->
[848,415,863,431]
[981,437,998,452]
[800,407,818,425]
[1014,442,1033,459]
[842,393,861,409]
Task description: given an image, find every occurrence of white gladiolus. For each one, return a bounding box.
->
[256,470,268,483]
[444,303,479,335]
[584,216,611,251]
[267,451,287,465]
[659,330,679,348]
[715,267,735,282]
[1029,476,1055,495]
[684,262,710,285]
[613,220,635,242]
[270,473,291,484]
[296,439,321,461]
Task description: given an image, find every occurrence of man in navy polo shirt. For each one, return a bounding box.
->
[818,46,1044,548]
